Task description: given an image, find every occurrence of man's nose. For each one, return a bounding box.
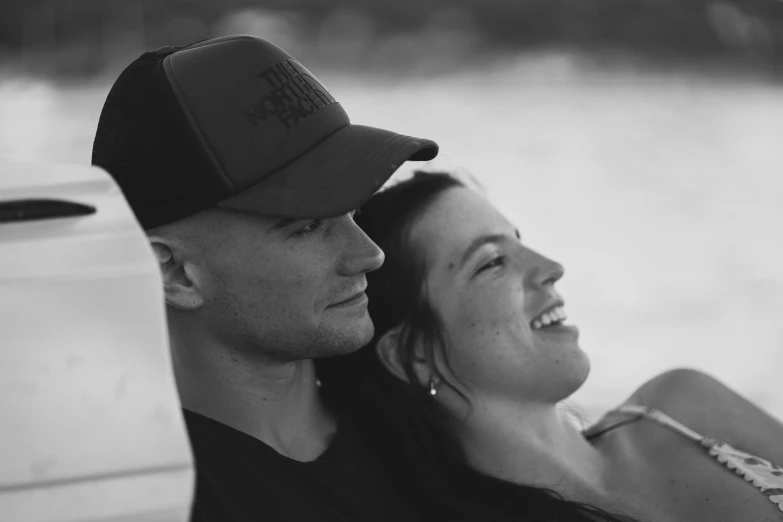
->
[338,218,385,276]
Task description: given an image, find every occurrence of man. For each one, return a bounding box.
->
[92,35,438,521]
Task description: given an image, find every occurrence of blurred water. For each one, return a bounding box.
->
[1,53,781,422]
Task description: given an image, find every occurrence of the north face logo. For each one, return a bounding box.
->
[242,59,337,130]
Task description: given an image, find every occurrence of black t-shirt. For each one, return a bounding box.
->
[183,409,423,522]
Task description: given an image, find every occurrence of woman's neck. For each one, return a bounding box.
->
[456,398,611,500]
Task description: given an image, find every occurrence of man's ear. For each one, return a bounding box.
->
[148,235,204,311]
[375,324,432,388]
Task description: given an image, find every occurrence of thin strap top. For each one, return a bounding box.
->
[585,404,783,514]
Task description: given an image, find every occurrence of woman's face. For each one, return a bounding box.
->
[411,187,590,405]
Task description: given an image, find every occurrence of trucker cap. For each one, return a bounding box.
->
[92,35,439,229]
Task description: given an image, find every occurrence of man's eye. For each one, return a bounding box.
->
[477,256,505,274]
[293,219,325,237]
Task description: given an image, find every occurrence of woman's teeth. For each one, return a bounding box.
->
[531,306,567,331]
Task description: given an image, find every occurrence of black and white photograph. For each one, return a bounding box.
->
[1,1,782,521]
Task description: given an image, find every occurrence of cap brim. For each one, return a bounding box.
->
[216,124,438,218]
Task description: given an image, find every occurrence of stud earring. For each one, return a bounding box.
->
[429,378,438,397]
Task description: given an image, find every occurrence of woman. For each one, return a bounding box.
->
[317,171,783,522]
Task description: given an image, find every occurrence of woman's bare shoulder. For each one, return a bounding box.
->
[624,368,783,464]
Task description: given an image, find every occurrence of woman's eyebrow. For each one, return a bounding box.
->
[459,233,508,269]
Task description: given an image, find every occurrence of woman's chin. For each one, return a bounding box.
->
[555,346,592,399]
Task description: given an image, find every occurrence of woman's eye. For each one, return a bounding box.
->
[477,256,505,274]
[293,219,325,237]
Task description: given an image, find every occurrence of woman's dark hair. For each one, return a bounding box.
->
[317,171,638,522]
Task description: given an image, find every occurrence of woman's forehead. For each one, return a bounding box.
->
[411,188,512,269]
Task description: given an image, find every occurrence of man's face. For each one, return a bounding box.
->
[189,208,384,362]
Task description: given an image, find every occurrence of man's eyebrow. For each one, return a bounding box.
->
[459,233,510,269]
[270,218,299,231]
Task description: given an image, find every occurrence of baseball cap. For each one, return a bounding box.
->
[92,35,438,229]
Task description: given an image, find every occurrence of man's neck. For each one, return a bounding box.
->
[457,398,610,500]
[172,333,337,462]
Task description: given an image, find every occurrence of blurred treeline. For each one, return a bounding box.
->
[2,0,783,78]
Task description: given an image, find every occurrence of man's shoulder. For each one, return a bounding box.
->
[183,410,422,522]
[181,408,242,448]
[183,409,348,521]
[181,408,277,474]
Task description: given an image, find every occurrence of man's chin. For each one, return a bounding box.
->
[314,318,375,358]
[339,324,375,354]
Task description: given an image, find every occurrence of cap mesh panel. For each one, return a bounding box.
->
[92,51,227,229]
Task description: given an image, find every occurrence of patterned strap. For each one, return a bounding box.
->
[604,404,783,514]
[611,404,704,442]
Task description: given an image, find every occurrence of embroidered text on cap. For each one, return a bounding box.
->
[242,59,337,130]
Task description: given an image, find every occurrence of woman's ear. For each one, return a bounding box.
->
[148,236,204,311]
[376,324,432,388]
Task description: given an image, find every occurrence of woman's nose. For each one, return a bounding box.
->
[525,249,564,287]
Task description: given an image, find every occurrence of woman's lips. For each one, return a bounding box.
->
[534,322,580,338]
